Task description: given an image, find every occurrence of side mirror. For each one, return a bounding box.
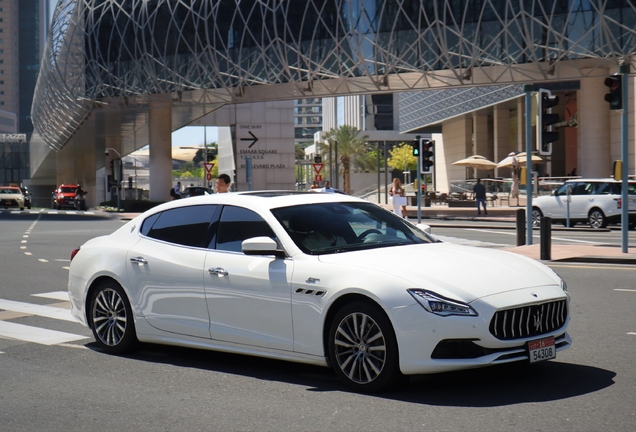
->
[242,236,286,258]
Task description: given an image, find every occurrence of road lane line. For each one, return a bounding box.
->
[628,332,636,336]
[465,228,603,244]
[32,292,70,301]
[614,289,636,292]
[0,321,88,345]
[0,299,76,322]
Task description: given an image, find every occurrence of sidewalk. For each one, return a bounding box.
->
[389,203,636,265]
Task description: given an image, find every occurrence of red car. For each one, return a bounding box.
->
[52,184,80,209]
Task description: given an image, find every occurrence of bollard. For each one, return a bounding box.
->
[540,216,552,260]
[516,209,525,246]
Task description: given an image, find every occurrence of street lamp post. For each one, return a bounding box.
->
[105,147,121,211]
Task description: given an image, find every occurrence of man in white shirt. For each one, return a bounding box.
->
[322,181,335,193]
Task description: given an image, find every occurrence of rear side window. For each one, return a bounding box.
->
[215,206,276,253]
[144,205,218,248]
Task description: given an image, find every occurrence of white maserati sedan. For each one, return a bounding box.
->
[68,191,571,391]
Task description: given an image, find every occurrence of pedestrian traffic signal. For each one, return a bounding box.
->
[421,140,434,173]
[537,89,559,156]
[412,139,420,156]
[604,75,622,110]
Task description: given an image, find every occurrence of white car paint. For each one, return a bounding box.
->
[68,191,571,391]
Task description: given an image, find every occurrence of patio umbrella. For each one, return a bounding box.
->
[452,155,498,170]
[497,152,543,168]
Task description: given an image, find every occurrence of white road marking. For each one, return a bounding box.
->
[20,246,26,249]
[0,299,76,322]
[32,292,69,301]
[0,321,87,345]
[38,259,49,263]
[614,289,636,292]
[21,240,27,244]
[62,266,70,270]
[24,252,32,256]
[628,332,636,336]
[23,235,28,238]
[54,259,70,262]
[465,228,601,244]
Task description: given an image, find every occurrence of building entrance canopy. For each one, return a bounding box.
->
[30,0,636,179]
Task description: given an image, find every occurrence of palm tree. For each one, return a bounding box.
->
[319,125,369,194]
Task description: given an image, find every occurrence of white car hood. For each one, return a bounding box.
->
[317,243,559,302]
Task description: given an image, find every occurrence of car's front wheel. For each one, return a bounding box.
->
[588,208,607,229]
[328,301,401,392]
[89,280,137,354]
[532,208,543,227]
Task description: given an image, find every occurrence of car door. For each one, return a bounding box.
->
[569,181,595,219]
[204,205,294,351]
[539,183,569,217]
[126,205,219,338]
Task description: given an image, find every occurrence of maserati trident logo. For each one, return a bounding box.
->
[530,292,538,297]
[533,310,543,332]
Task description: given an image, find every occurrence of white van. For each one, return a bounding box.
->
[532,178,636,228]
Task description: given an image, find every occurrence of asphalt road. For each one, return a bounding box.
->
[1,211,635,431]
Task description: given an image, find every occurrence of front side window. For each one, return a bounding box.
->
[215,206,276,253]
[144,205,218,248]
[272,202,435,255]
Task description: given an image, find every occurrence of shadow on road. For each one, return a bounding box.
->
[85,342,614,405]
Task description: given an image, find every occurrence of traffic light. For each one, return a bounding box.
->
[537,89,559,156]
[412,140,420,156]
[421,140,434,173]
[314,155,322,164]
[604,75,622,110]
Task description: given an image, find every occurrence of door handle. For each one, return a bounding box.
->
[130,257,148,265]
[209,267,228,277]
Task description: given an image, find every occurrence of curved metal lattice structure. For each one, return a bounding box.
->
[32,0,636,151]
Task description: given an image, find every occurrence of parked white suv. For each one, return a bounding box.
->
[532,178,636,229]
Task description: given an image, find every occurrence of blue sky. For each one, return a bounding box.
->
[172,126,219,148]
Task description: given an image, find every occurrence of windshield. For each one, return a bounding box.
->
[60,187,77,193]
[271,201,437,255]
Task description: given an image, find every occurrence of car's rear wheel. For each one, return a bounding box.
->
[89,280,137,354]
[588,208,607,228]
[328,301,401,392]
[532,208,543,227]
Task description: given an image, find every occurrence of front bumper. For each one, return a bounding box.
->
[389,285,571,375]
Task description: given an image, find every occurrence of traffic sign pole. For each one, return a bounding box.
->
[416,135,422,224]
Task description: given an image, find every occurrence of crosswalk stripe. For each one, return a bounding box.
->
[0,321,88,345]
[0,299,76,322]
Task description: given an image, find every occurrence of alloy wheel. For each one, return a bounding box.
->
[92,288,128,347]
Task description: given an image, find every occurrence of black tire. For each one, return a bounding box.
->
[328,301,401,392]
[588,209,607,229]
[89,280,137,354]
[532,208,543,228]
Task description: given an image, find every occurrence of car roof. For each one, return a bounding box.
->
[1,186,21,191]
[563,178,634,183]
[143,190,365,217]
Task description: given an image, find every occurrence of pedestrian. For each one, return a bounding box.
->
[473,178,488,215]
[172,181,182,200]
[216,173,231,193]
[321,180,335,193]
[389,178,407,218]
[310,181,321,190]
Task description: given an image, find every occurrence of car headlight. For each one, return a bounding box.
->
[407,289,478,317]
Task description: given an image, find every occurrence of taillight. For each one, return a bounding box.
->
[618,198,622,209]
[70,248,80,261]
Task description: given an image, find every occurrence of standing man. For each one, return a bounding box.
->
[473,178,487,216]
[216,174,231,193]
[173,181,182,200]
[322,181,335,193]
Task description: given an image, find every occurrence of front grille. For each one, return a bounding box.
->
[489,299,568,340]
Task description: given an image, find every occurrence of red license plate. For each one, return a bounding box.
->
[528,336,556,363]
